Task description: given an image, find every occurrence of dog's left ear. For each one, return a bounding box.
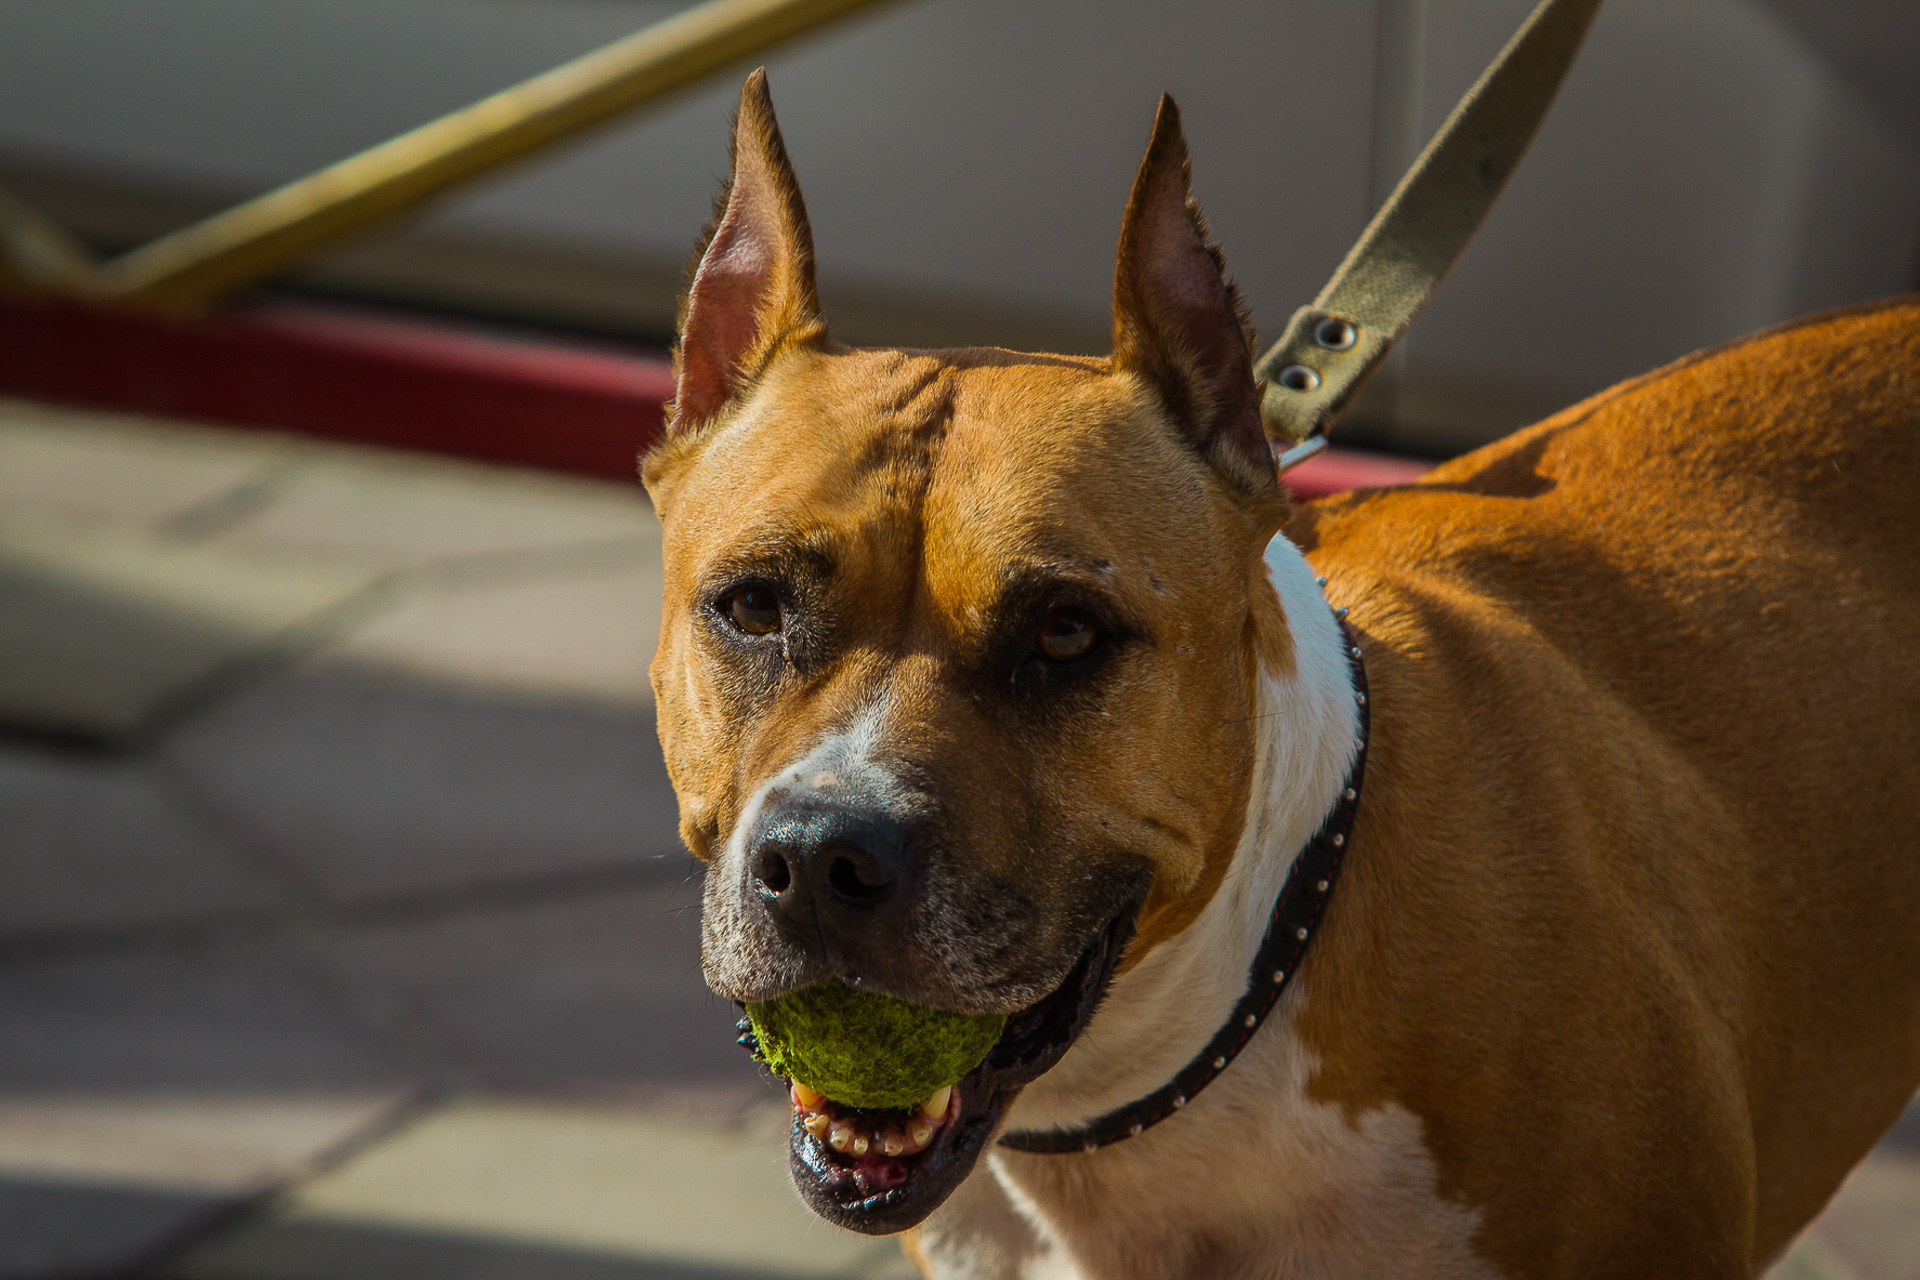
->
[667,68,824,439]
[1112,96,1276,498]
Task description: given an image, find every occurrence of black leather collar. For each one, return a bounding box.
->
[999,615,1369,1154]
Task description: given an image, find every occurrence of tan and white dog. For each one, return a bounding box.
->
[643,71,1920,1278]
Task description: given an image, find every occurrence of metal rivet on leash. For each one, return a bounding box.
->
[1173,1095,1186,1108]
[1317,577,1328,587]
[1273,969,1286,982]
[1130,1123,1143,1136]
[1344,787,1357,800]
[1296,927,1309,941]
[1317,880,1329,892]
[1213,1056,1226,1069]
[1332,834,1344,847]
[1276,364,1320,392]
[1314,317,1357,351]
[1335,606,1349,618]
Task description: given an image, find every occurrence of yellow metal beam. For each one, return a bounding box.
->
[93,0,895,313]
[0,186,101,296]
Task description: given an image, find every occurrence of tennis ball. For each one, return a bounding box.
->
[747,983,1006,1111]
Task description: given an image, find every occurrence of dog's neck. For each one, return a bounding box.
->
[1004,531,1360,1134]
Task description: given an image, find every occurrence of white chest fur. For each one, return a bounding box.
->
[916,534,1500,1280]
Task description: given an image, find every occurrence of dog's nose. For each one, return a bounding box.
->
[751,803,908,936]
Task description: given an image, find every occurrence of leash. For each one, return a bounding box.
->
[1263,0,1604,471]
[1000,617,1368,1153]
[1002,0,1603,1154]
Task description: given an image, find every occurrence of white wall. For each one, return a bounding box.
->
[0,0,1914,451]
[1389,0,1920,447]
[0,0,1381,350]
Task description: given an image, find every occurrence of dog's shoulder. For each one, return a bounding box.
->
[1294,295,1920,583]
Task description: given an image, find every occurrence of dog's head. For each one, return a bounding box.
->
[644,71,1293,1233]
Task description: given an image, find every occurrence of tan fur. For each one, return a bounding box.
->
[651,342,1282,986]
[647,72,1920,1276]
[1281,300,1920,1273]
[649,88,1291,1002]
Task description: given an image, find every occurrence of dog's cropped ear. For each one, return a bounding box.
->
[668,69,824,438]
[1112,96,1276,498]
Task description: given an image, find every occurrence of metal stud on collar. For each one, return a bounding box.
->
[1000,615,1369,1155]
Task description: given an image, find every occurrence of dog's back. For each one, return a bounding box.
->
[1289,298,1920,1273]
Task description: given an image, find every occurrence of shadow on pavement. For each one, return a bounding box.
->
[0,1175,230,1279]
[174,1216,850,1280]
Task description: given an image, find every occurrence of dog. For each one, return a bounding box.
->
[642,70,1920,1277]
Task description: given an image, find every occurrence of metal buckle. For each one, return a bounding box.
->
[1273,435,1329,475]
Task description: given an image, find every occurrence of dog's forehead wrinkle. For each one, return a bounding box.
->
[872,351,957,426]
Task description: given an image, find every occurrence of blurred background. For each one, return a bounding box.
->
[0,1,1915,1277]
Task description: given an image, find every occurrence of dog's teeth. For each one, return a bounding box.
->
[828,1122,854,1152]
[908,1119,935,1151]
[882,1130,906,1157]
[791,1081,822,1109]
[851,1133,870,1157]
[804,1112,831,1139]
[918,1085,952,1121]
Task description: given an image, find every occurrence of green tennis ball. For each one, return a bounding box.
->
[747,983,1006,1111]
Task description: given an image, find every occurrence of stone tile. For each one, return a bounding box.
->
[171,1216,834,1280]
[208,445,658,572]
[334,881,765,1098]
[1769,1149,1920,1280]
[0,744,277,941]
[0,515,387,742]
[163,667,685,905]
[0,397,288,533]
[325,558,662,708]
[171,1101,906,1280]
[0,938,416,1093]
[1880,1095,1920,1155]
[0,1094,408,1193]
[0,1175,224,1279]
[0,1096,410,1277]
[0,938,421,1277]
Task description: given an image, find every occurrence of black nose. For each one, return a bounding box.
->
[751,803,908,938]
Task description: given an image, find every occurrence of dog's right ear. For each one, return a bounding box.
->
[667,69,823,439]
[1111,96,1278,504]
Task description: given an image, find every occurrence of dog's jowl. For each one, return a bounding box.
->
[642,70,1920,1279]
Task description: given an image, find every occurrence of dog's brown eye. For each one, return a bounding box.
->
[726,585,782,635]
[1036,609,1098,662]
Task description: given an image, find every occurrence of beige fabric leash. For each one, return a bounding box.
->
[1258,0,1605,465]
[991,0,1608,1158]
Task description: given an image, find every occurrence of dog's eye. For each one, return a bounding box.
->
[1035,608,1098,662]
[724,585,782,635]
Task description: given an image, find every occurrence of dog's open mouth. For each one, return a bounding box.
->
[780,906,1137,1235]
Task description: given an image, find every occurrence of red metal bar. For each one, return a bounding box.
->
[0,298,674,479]
[0,297,1429,496]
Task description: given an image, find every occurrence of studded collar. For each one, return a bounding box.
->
[999,613,1369,1154]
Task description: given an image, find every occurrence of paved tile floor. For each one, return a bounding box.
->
[0,397,1913,1279]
